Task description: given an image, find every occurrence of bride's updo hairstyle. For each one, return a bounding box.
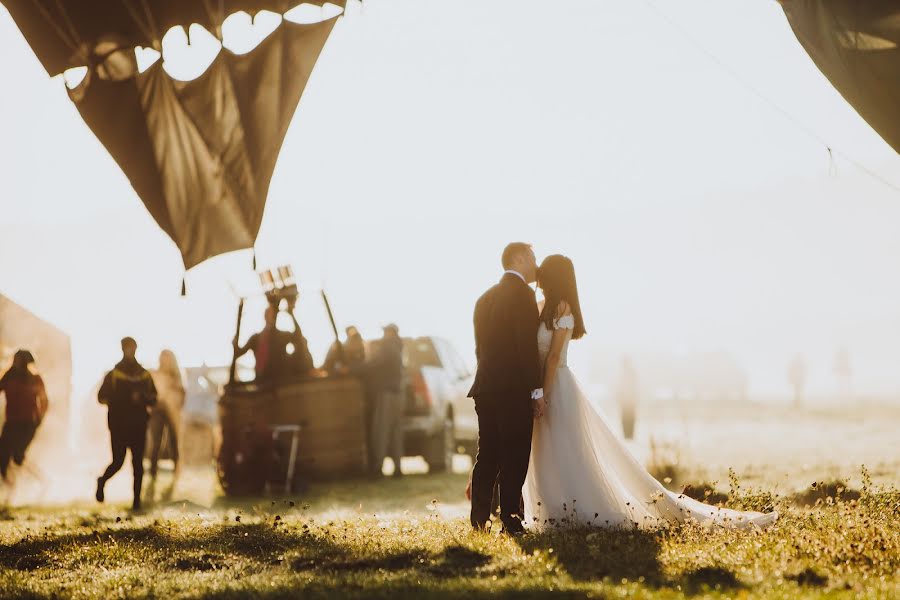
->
[537,254,586,340]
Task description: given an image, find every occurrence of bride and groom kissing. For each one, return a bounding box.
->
[468,242,777,536]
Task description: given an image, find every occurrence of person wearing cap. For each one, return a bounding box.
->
[96,337,157,510]
[353,324,405,477]
[0,350,49,481]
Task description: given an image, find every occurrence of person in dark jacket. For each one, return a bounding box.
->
[0,350,48,481]
[468,242,543,535]
[355,324,404,477]
[322,326,366,373]
[96,337,157,510]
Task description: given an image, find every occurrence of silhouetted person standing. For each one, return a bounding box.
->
[234,303,314,382]
[0,350,48,481]
[323,326,366,373]
[833,347,852,403]
[616,356,638,440]
[148,349,185,499]
[787,353,807,409]
[96,337,157,510]
[468,242,543,535]
[355,324,404,477]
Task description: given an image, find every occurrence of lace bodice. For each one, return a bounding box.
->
[537,314,575,368]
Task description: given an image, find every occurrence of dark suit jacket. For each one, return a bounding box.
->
[468,273,542,398]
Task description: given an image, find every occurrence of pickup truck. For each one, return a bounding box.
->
[397,336,477,472]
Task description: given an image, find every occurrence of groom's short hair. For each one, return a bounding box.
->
[501,242,532,270]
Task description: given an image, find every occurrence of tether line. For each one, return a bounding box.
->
[641,0,900,195]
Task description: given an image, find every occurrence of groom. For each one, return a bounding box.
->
[468,242,544,535]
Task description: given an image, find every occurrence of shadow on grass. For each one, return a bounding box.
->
[787,567,829,587]
[517,527,749,594]
[0,521,492,580]
[682,565,745,594]
[290,543,491,579]
[208,471,470,515]
[0,523,328,572]
[518,527,664,584]
[189,587,588,600]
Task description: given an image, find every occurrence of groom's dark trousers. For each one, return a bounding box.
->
[471,393,533,527]
[468,272,542,530]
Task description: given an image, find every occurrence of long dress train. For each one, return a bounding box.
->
[523,316,777,530]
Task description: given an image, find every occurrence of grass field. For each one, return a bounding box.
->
[1,405,899,598]
[1,467,898,599]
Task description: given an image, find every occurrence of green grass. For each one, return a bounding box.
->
[0,470,898,599]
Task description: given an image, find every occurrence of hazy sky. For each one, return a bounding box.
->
[2,0,900,402]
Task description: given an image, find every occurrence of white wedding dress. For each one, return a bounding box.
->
[523,315,778,530]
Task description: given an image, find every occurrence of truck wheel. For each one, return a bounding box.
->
[425,413,455,473]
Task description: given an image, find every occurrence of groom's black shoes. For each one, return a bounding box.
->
[471,519,491,533]
[500,525,526,537]
[471,517,526,537]
[500,517,526,537]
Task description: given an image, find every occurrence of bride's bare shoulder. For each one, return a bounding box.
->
[555,300,572,318]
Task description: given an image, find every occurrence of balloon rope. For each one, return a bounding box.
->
[27,0,77,52]
[139,0,161,43]
[53,0,81,48]
[123,1,151,39]
[641,0,900,195]
[122,0,156,49]
[201,0,226,39]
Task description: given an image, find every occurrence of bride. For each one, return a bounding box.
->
[523,255,777,530]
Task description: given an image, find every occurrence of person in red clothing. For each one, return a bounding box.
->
[0,350,48,481]
[233,302,314,382]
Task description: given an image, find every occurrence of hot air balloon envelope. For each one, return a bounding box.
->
[2,1,345,268]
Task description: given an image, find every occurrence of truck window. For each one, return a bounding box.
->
[403,338,441,369]
[438,339,469,379]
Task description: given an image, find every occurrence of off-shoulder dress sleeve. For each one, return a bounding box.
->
[553,315,575,330]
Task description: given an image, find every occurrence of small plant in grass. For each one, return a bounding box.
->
[793,479,861,507]
[679,482,728,505]
[724,468,780,513]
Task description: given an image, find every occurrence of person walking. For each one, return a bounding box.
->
[96,337,157,510]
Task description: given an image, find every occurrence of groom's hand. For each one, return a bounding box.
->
[532,397,546,419]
